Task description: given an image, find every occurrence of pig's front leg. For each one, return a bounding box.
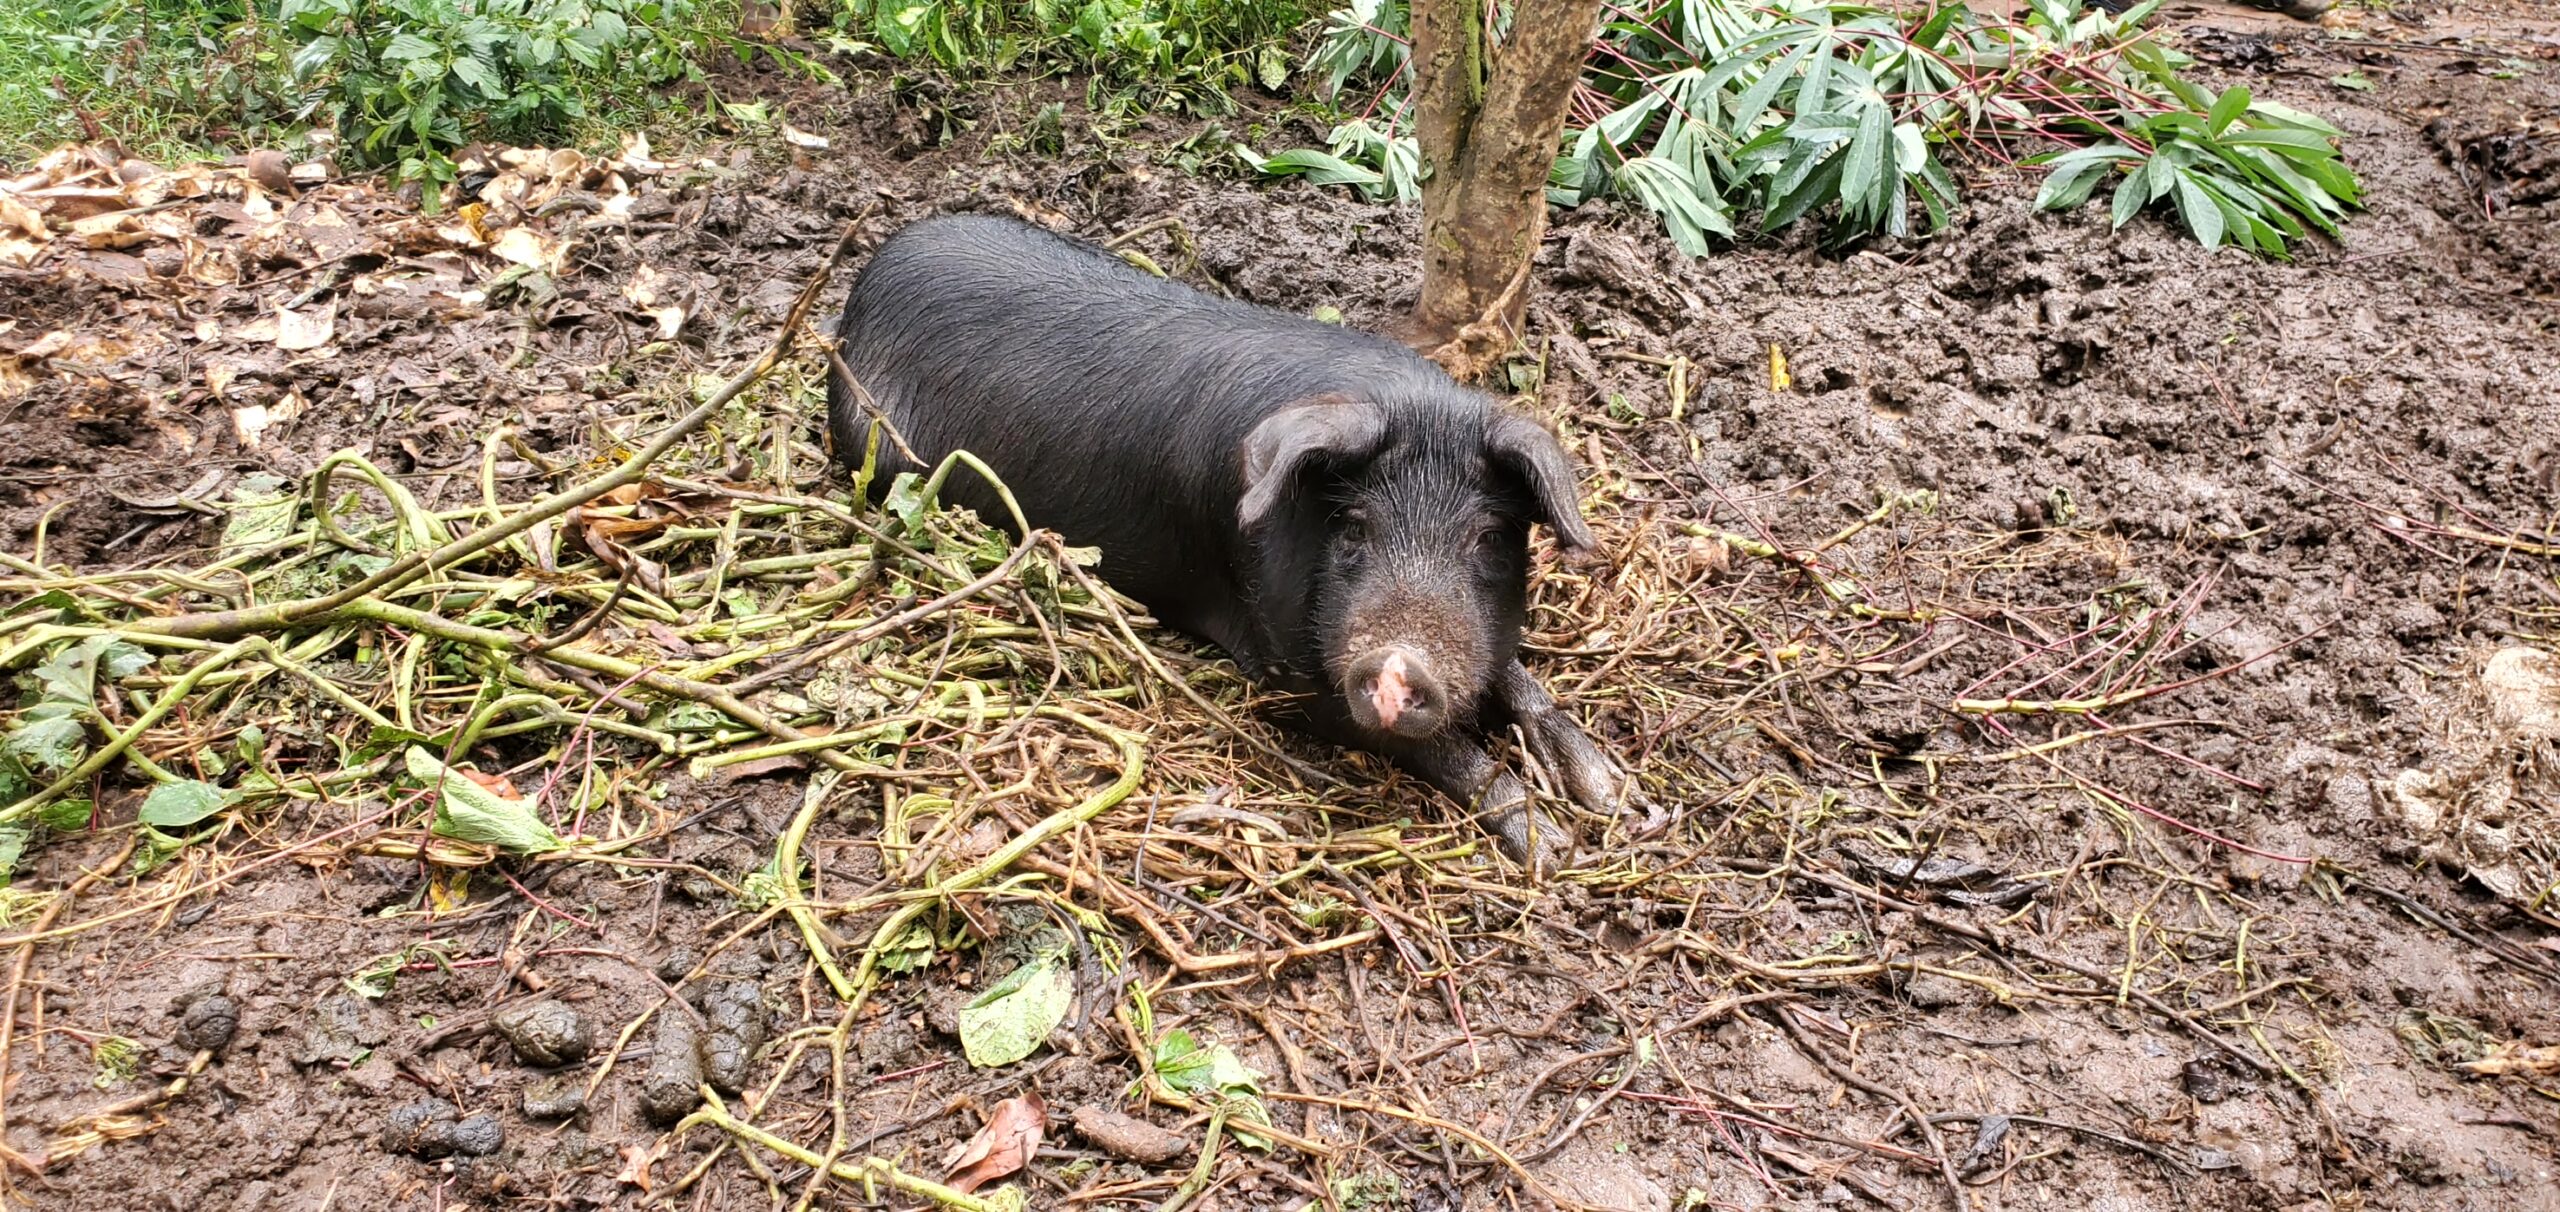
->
[1394,736,1573,878]
[1494,662,1668,837]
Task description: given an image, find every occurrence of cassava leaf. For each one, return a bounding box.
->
[2109,166,2149,229]
[2172,170,2224,249]
[2205,85,2250,136]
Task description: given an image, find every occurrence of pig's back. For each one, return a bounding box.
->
[829,213,1446,651]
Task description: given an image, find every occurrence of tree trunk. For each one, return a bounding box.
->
[1407,0,1604,382]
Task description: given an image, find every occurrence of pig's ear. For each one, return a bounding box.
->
[1238,394,1385,531]
[1488,410,1596,551]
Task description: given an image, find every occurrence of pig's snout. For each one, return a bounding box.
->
[1347,647,1449,738]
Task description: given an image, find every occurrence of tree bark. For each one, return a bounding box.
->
[1407,0,1604,382]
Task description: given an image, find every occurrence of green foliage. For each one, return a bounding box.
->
[138,780,239,828]
[406,745,565,852]
[958,949,1073,1067]
[2,0,722,193]
[1268,0,2362,257]
[275,0,708,195]
[0,0,278,160]
[836,0,1306,114]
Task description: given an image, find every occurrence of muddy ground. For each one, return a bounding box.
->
[1,2,2556,1209]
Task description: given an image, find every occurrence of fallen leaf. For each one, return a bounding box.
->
[70,211,147,248]
[616,132,671,175]
[2458,1042,2560,1079]
[624,264,670,307]
[1770,343,1791,392]
[944,1092,1046,1194]
[0,191,45,238]
[245,149,293,194]
[18,186,124,222]
[229,392,306,450]
[274,303,336,351]
[616,1138,671,1192]
[958,955,1072,1068]
[231,407,271,448]
[19,331,72,360]
[460,769,523,799]
[781,124,829,152]
[490,226,568,272]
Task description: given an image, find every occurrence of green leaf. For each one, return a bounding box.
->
[2172,171,2225,249]
[0,825,27,889]
[407,747,563,853]
[100,641,151,681]
[1892,122,1927,175]
[1249,147,1386,191]
[2244,98,2346,137]
[2035,158,2110,211]
[2205,85,2251,136]
[4,715,88,774]
[1153,1029,1273,1150]
[1255,45,1287,91]
[958,954,1072,1068]
[139,780,236,829]
[39,798,94,831]
[1839,103,1890,214]
[383,32,440,61]
[1616,156,1732,256]
[221,474,299,549]
[1763,146,1848,233]
[2109,168,2149,230]
[2219,128,2339,155]
[450,56,503,97]
[2139,152,2177,203]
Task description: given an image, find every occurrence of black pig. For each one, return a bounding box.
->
[826,213,1650,871]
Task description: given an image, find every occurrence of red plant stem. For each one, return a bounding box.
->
[497,867,603,934]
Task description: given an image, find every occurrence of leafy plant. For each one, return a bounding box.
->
[836,0,1307,115]
[274,0,709,196]
[1265,0,2362,256]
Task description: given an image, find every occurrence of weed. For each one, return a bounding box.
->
[1,0,734,195]
[836,0,1308,115]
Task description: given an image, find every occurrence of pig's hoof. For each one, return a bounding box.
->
[1463,769,1573,876]
[1528,715,1670,837]
[1479,800,1572,878]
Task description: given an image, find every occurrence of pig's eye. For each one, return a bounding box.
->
[1339,508,1371,544]
[1470,522,1506,558]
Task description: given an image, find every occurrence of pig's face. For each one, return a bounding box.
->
[1239,391,1594,743]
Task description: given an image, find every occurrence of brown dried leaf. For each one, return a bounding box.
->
[2458,1043,2560,1079]
[615,1138,670,1192]
[19,186,125,222]
[0,191,45,239]
[230,391,303,450]
[273,303,336,351]
[944,1093,1046,1195]
[460,769,524,799]
[245,149,293,194]
[490,225,569,273]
